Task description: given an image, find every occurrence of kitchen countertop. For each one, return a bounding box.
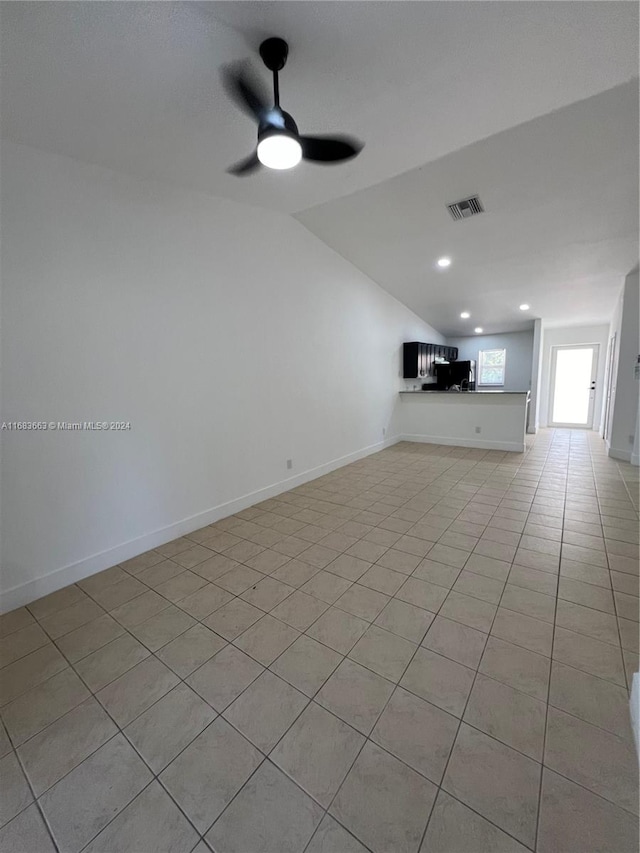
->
[400,390,530,396]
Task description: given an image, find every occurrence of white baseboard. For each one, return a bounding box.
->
[401,433,526,453]
[608,446,633,463]
[1,435,401,613]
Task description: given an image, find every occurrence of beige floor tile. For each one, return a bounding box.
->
[18,698,117,795]
[438,591,497,633]
[27,586,87,621]
[215,565,268,595]
[88,576,146,611]
[335,585,389,621]
[509,565,558,597]
[562,543,608,568]
[172,544,217,569]
[549,660,633,739]
[616,590,639,622]
[156,623,226,677]
[421,790,528,853]
[555,599,620,646]
[348,625,416,682]
[272,701,364,806]
[375,599,434,644]
[271,635,341,696]
[245,548,292,574]
[39,598,105,640]
[442,723,540,847]
[463,553,511,582]
[317,659,394,734]
[272,535,312,558]
[371,686,458,784]
[192,553,242,583]
[422,615,487,669]
[560,558,611,589]
[176,582,234,620]
[160,716,262,834]
[326,554,372,582]
[358,565,405,596]
[83,781,199,853]
[154,570,208,604]
[537,769,639,853]
[234,614,299,666]
[545,707,638,815]
[110,589,172,628]
[464,672,546,760]
[501,584,555,623]
[130,558,184,588]
[0,623,49,669]
[396,577,448,612]
[412,559,461,589]
[154,536,195,557]
[473,539,517,562]
[39,734,152,853]
[0,724,10,759]
[299,544,342,569]
[129,605,195,652]
[612,570,640,596]
[0,752,33,827]
[491,607,553,656]
[330,740,437,853]
[401,647,474,718]
[426,544,469,569]
[124,683,216,772]
[187,644,263,711]
[306,815,369,853]
[452,570,504,605]
[480,635,550,701]
[553,626,626,686]
[0,804,56,853]
[346,540,389,563]
[223,670,308,752]
[0,644,68,706]
[74,634,150,692]
[0,608,35,640]
[240,576,295,612]
[206,759,323,853]
[54,613,125,663]
[96,656,179,727]
[119,550,165,575]
[202,598,263,640]
[270,589,329,631]
[300,570,353,604]
[376,549,423,575]
[270,558,320,588]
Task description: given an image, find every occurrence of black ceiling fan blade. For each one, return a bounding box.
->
[221,62,270,123]
[300,135,363,163]
[227,151,261,177]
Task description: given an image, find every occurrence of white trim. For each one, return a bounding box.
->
[401,433,525,453]
[1,434,401,613]
[608,446,633,463]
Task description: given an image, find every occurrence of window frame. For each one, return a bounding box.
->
[478,348,507,387]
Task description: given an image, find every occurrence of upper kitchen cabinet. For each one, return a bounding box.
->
[403,342,458,379]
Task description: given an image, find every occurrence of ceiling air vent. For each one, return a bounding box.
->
[447,196,484,221]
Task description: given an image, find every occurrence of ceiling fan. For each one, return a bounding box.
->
[222,37,364,176]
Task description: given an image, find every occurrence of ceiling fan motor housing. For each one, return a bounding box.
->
[259,37,289,72]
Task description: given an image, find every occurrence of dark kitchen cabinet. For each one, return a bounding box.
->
[403,342,458,379]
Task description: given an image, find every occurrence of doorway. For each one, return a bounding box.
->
[549,344,599,428]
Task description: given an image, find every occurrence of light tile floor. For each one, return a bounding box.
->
[1,429,638,852]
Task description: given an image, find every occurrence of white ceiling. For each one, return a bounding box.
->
[297,82,639,335]
[2,1,638,334]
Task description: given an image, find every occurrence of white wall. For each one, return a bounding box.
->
[538,324,610,428]
[446,330,534,392]
[1,140,444,610]
[608,270,639,463]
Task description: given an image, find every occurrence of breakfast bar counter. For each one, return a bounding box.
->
[399,390,530,452]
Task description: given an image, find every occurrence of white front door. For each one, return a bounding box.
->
[550,344,599,428]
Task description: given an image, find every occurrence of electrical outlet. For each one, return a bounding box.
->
[286,459,293,470]
[475,426,481,434]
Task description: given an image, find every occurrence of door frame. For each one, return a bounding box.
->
[549,343,600,429]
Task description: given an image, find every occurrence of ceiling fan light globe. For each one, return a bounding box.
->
[257,132,302,170]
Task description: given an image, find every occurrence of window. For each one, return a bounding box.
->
[478,348,506,386]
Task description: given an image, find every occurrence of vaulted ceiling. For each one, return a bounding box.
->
[2,1,638,333]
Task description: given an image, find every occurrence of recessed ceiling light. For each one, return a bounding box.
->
[437,257,451,268]
[474,327,483,334]
[519,303,530,311]
[460,312,470,319]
